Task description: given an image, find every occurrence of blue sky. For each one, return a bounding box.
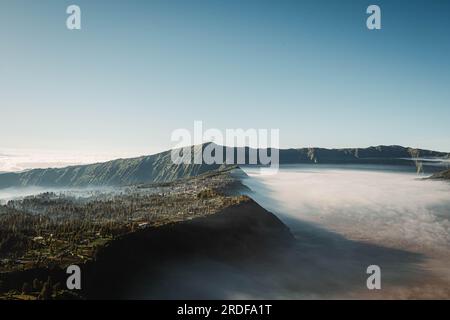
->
[1,0,450,166]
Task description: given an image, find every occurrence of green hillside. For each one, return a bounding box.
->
[0,145,228,189]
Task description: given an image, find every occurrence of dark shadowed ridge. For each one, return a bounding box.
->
[0,144,448,189]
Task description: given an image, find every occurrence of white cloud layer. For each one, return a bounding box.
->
[0,148,141,173]
[243,165,450,255]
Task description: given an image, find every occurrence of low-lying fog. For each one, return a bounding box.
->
[125,164,450,300]
[0,187,49,204]
[243,165,450,254]
[239,164,450,298]
[0,186,126,205]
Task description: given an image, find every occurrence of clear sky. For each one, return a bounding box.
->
[1,0,450,170]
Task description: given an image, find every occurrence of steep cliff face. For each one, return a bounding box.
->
[0,145,229,188]
[275,145,448,164]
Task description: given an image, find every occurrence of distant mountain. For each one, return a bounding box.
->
[0,144,448,189]
[220,144,448,166]
[0,145,229,189]
[272,145,448,165]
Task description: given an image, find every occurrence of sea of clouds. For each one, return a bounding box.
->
[0,148,144,173]
[243,165,450,255]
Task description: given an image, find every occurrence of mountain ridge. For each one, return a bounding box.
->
[0,144,448,189]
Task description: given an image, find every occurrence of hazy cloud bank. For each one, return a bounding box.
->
[243,165,450,255]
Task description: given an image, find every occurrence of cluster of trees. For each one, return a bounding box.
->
[18,276,79,300]
[20,277,60,299]
[0,171,243,273]
[0,189,225,262]
[0,209,41,258]
[197,188,220,199]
